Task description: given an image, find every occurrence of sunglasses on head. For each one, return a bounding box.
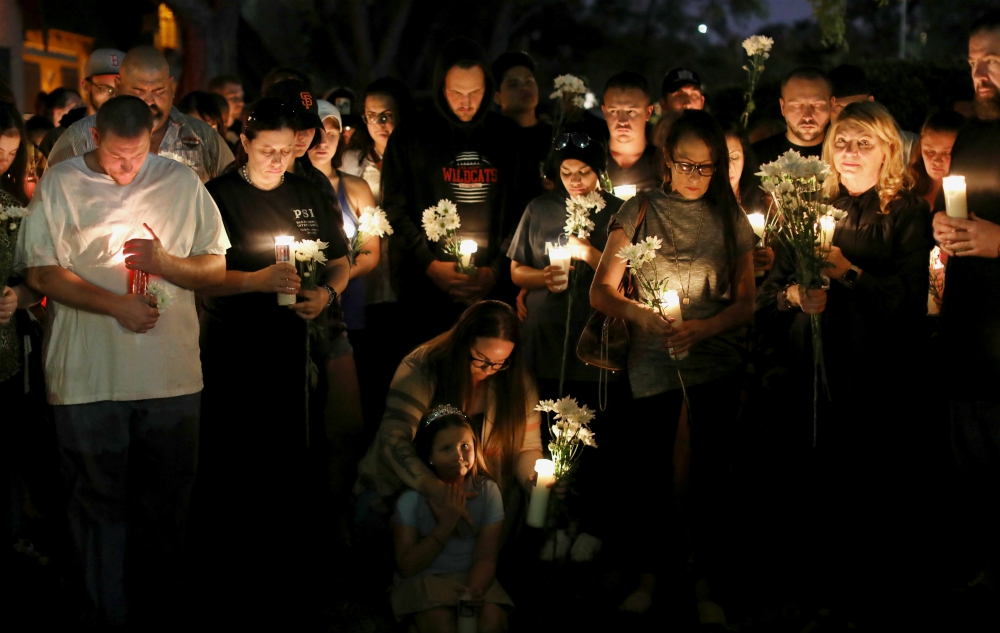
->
[554,132,592,150]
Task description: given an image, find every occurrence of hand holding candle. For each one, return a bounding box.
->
[526,459,556,528]
[818,215,836,251]
[547,245,571,291]
[660,290,688,360]
[942,175,968,219]
[274,236,297,306]
[459,239,478,273]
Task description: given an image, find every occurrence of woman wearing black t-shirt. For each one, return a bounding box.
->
[193,98,350,625]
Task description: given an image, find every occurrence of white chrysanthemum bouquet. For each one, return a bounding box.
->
[535,396,597,479]
[758,150,844,429]
[293,239,329,290]
[564,192,605,240]
[422,198,475,275]
[615,236,671,317]
[740,34,774,128]
[349,206,393,258]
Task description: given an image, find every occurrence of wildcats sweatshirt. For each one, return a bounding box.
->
[381,41,535,305]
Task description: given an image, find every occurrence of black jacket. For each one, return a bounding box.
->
[381,40,534,305]
[761,187,931,404]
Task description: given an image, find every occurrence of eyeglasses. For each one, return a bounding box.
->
[86,80,115,97]
[672,161,716,177]
[554,132,592,150]
[470,353,510,372]
[364,111,395,125]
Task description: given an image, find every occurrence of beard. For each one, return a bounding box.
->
[148,103,166,127]
[973,84,1000,121]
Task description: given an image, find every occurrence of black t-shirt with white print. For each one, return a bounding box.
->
[202,169,348,331]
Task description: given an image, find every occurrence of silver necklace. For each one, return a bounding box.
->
[662,197,707,305]
[241,164,284,188]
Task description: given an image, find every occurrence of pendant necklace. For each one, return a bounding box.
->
[241,164,284,188]
[663,197,707,305]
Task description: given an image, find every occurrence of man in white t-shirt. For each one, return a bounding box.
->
[16,96,230,627]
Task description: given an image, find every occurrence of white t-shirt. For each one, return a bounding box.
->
[16,154,231,405]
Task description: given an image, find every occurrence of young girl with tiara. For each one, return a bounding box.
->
[391,405,513,632]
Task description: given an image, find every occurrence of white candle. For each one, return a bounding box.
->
[942,175,968,219]
[818,215,836,250]
[274,236,297,306]
[613,184,637,201]
[748,212,766,240]
[930,246,944,270]
[343,221,356,239]
[459,239,478,270]
[547,245,571,291]
[526,459,556,528]
[660,290,688,360]
[457,591,477,633]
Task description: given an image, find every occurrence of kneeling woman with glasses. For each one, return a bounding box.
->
[591,110,757,615]
[356,301,543,537]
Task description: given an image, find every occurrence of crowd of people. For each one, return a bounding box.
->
[1,10,999,632]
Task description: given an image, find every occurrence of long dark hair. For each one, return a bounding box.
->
[233,97,299,167]
[422,301,525,488]
[721,120,767,214]
[346,78,414,168]
[413,409,492,487]
[0,102,29,205]
[909,110,965,198]
[663,110,742,291]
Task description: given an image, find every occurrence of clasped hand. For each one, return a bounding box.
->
[933,212,1000,258]
[123,223,170,276]
[633,303,712,354]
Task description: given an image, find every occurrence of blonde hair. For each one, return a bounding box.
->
[821,101,913,213]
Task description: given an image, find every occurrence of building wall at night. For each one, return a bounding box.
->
[0,0,25,110]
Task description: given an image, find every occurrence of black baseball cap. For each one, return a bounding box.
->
[265,79,323,132]
[661,68,702,97]
[491,51,536,86]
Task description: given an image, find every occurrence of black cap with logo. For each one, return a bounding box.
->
[661,68,702,97]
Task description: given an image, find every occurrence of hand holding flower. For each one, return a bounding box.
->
[788,285,827,314]
[666,319,716,355]
[289,287,327,320]
[824,245,851,279]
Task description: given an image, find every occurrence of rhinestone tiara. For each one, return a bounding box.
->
[424,404,467,425]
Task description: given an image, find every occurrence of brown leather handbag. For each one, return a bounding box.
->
[576,195,648,372]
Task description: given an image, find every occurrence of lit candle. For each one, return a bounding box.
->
[748,212,766,240]
[942,175,968,219]
[459,239,478,270]
[930,246,944,270]
[343,221,356,239]
[818,215,836,250]
[128,269,148,295]
[547,245,571,292]
[613,184,637,201]
[274,236,297,306]
[526,459,556,528]
[660,290,688,360]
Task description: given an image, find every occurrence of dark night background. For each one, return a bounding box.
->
[3,1,999,632]
[7,0,996,130]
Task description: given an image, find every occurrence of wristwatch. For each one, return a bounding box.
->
[321,284,338,309]
[840,265,861,289]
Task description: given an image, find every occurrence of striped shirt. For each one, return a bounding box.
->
[356,345,543,501]
[47,107,234,184]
